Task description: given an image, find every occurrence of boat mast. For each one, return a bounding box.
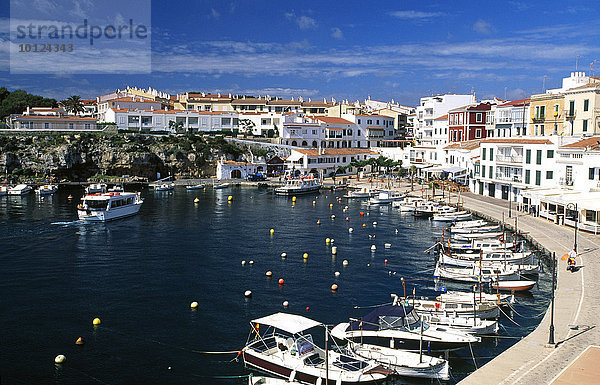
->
[324,325,329,385]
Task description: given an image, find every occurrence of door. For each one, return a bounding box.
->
[488,183,495,197]
[501,185,509,200]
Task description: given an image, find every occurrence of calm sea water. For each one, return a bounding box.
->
[0,186,550,384]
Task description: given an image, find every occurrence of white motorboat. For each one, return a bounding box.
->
[347,342,450,380]
[108,185,124,193]
[451,219,488,229]
[394,197,426,211]
[186,184,205,190]
[438,251,534,268]
[367,190,403,205]
[447,239,520,253]
[8,184,32,195]
[85,183,107,194]
[492,280,537,292]
[434,262,539,283]
[436,291,515,307]
[432,211,472,222]
[419,313,499,335]
[214,182,230,189]
[452,231,504,240]
[274,175,321,196]
[77,192,143,222]
[398,296,499,320]
[242,313,391,384]
[344,187,378,199]
[450,224,501,234]
[35,184,58,195]
[331,304,480,352]
[0,185,8,196]
[154,183,175,191]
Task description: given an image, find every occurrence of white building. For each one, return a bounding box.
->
[414,94,475,144]
[98,97,162,122]
[216,160,267,179]
[284,148,378,178]
[443,140,481,184]
[104,108,239,133]
[494,99,530,137]
[354,114,396,147]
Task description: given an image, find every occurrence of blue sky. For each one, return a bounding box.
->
[1,0,600,106]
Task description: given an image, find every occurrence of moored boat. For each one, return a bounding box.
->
[274,175,321,196]
[35,184,58,195]
[0,185,8,196]
[77,192,143,222]
[432,211,472,222]
[492,280,536,292]
[8,184,32,195]
[242,312,391,384]
[186,184,206,190]
[85,183,107,194]
[154,183,175,191]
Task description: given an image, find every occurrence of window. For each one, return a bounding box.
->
[476,129,481,138]
[583,119,588,132]
[547,150,554,158]
[584,99,589,112]
[482,165,486,177]
[569,100,575,115]
[119,116,126,124]
[482,148,486,160]
[476,112,482,122]
[367,119,372,124]
[526,149,531,164]
[68,123,74,129]
[84,124,90,129]
[535,170,541,186]
[489,166,493,179]
[536,150,542,165]
[546,170,553,179]
[490,148,494,161]
[357,119,361,124]
[44,122,50,129]
[590,168,596,180]
[525,170,530,184]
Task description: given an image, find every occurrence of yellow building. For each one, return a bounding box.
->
[562,80,600,136]
[528,92,564,136]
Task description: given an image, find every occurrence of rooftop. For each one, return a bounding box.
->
[560,136,600,150]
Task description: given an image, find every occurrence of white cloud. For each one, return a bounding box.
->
[473,19,493,34]
[331,27,343,39]
[389,10,444,20]
[285,11,317,30]
[209,8,220,20]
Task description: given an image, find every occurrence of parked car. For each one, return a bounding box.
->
[247,173,267,181]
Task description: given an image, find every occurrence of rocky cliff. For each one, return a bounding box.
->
[0,133,246,182]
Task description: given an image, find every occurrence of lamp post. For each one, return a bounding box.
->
[548,252,556,346]
[508,176,518,218]
[567,202,578,252]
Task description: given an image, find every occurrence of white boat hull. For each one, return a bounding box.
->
[78,202,142,222]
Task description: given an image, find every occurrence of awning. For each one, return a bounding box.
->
[443,166,466,174]
[251,313,322,334]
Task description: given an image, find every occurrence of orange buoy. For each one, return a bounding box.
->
[362,223,366,228]
[360,211,364,216]
[278,278,285,285]
[331,284,338,291]
[75,337,85,345]
[305,306,310,311]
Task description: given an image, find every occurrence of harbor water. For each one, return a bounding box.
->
[0,186,551,384]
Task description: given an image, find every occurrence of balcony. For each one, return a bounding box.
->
[495,174,522,183]
[564,109,576,120]
[532,115,545,123]
[496,155,523,163]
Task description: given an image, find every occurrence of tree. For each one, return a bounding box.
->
[60,95,85,115]
[0,89,57,119]
[168,120,184,134]
[238,119,256,137]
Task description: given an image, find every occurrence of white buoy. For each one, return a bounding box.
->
[331,215,335,219]
[283,301,289,307]
[373,221,378,226]
[330,239,335,244]
[54,354,66,364]
[348,227,354,233]
[334,271,341,277]
[395,229,399,233]
[248,260,254,265]
[241,260,246,265]
[332,246,337,254]
[190,301,199,309]
[343,260,349,266]
[266,270,272,277]
[385,243,392,248]
[281,252,287,258]
[371,245,377,251]
[244,290,252,298]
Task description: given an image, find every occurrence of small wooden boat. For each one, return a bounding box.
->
[491,280,536,292]
[214,182,230,189]
[35,184,58,195]
[185,184,205,190]
[154,183,174,191]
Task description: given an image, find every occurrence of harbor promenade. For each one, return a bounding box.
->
[456,192,600,384]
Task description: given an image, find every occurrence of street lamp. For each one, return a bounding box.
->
[548,251,556,346]
[508,176,518,218]
[567,202,578,252]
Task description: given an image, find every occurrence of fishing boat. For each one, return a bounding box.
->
[436,291,514,308]
[154,183,175,191]
[434,262,539,283]
[432,211,472,222]
[8,184,32,195]
[367,190,403,205]
[450,224,501,234]
[491,280,537,292]
[242,312,391,384]
[438,251,535,268]
[331,304,480,352]
[346,342,450,380]
[274,175,321,196]
[77,192,143,222]
[419,313,498,335]
[186,184,205,190]
[398,296,499,320]
[344,187,378,199]
[35,184,58,195]
[85,183,107,194]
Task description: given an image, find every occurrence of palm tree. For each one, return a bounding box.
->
[60,95,85,115]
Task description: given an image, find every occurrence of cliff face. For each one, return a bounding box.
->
[0,133,245,181]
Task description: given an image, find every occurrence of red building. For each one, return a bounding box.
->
[448,102,492,142]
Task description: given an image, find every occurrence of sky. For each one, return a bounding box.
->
[1,0,600,106]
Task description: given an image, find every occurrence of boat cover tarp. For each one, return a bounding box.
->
[251,312,321,334]
[347,305,413,331]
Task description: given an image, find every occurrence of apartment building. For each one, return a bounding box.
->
[414,94,475,144]
[562,81,600,136]
[448,102,492,142]
[494,99,530,137]
[284,148,377,178]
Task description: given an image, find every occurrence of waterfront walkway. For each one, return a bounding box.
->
[456,192,600,385]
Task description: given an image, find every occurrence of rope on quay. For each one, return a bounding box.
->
[506,301,526,318]
[468,342,478,370]
[101,326,241,355]
[479,335,524,340]
[354,301,393,309]
[497,305,521,327]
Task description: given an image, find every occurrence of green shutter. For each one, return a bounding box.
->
[490,148,494,161]
[536,150,542,165]
[525,170,530,184]
[535,170,541,186]
[526,149,531,164]
[482,148,486,160]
